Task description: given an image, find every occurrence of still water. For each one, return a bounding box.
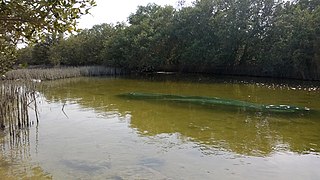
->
[1,75,320,179]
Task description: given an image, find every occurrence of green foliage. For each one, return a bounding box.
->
[0,0,96,43]
[47,23,116,66]
[16,46,33,66]
[258,0,320,79]
[0,43,15,75]
[0,0,96,74]
[18,0,320,80]
[172,0,218,70]
[103,4,176,72]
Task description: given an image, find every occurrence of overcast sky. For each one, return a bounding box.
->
[77,0,193,29]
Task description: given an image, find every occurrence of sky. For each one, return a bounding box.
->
[77,0,192,29]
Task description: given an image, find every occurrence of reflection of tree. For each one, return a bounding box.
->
[130,102,320,156]
[125,103,283,156]
[39,77,320,157]
[0,127,52,179]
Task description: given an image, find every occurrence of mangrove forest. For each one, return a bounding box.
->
[13,0,320,80]
[1,0,320,179]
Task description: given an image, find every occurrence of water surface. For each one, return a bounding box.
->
[1,76,320,179]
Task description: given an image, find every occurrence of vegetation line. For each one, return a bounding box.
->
[16,0,320,80]
[4,66,123,81]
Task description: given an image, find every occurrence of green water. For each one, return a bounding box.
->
[1,76,320,179]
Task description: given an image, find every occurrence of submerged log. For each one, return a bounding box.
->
[118,92,311,113]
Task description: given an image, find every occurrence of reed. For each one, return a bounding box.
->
[0,66,122,135]
[4,66,123,81]
[0,80,38,135]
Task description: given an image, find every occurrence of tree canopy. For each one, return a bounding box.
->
[0,0,96,74]
[16,0,320,80]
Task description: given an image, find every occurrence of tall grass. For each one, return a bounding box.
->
[0,81,38,135]
[4,66,123,80]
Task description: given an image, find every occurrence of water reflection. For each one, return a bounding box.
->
[0,128,52,179]
[128,102,319,156]
[38,77,320,157]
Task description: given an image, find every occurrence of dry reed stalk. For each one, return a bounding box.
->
[1,66,123,135]
[0,80,38,135]
[4,66,123,81]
